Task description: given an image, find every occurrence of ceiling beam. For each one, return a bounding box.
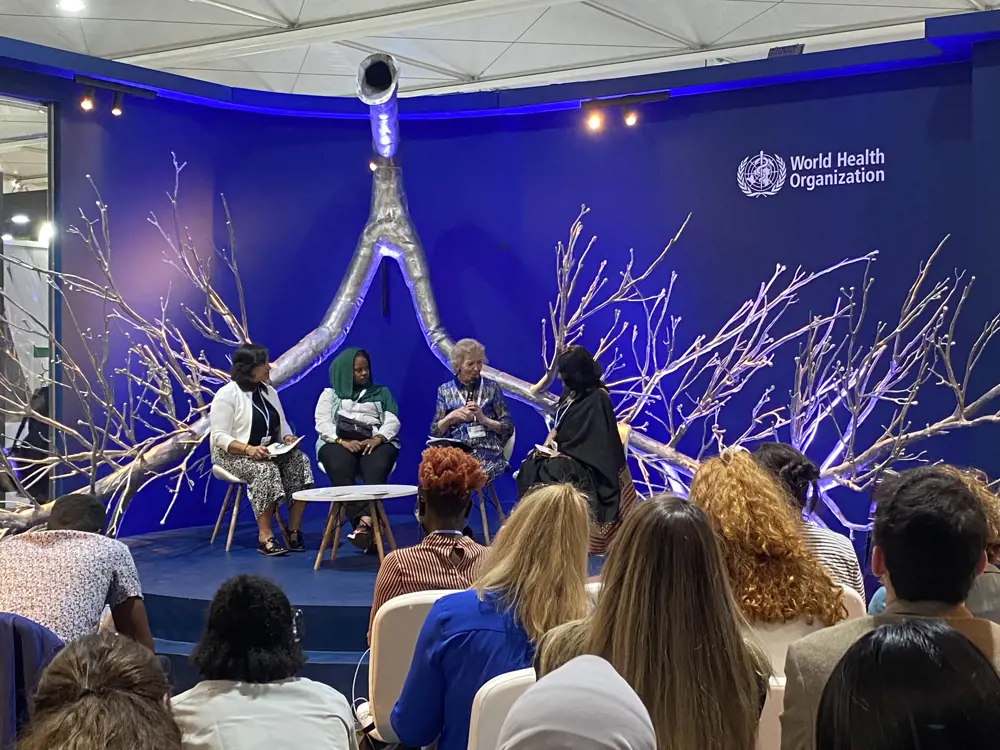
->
[582,1,700,50]
[405,19,927,96]
[185,0,290,27]
[117,0,581,68]
[966,0,985,9]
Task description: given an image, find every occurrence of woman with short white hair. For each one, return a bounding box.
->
[430,338,514,483]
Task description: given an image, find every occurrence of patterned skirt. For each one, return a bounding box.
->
[211,447,314,518]
[588,468,639,556]
[471,446,509,485]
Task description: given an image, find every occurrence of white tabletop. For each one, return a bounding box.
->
[292,484,418,503]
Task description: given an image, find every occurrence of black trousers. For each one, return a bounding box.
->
[318,441,399,527]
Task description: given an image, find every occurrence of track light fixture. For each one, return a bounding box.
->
[80,87,95,112]
[111,91,124,117]
[73,75,156,117]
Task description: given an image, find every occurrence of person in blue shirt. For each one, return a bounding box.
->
[390,482,593,750]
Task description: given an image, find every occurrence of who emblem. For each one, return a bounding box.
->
[737,151,787,198]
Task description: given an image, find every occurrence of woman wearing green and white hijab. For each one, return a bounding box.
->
[315,347,400,549]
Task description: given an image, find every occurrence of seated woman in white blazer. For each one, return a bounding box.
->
[210,344,314,557]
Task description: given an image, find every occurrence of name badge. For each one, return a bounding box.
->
[261,436,272,446]
[468,424,486,439]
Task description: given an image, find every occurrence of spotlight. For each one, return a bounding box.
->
[368,161,377,172]
[111,91,123,117]
[586,112,603,131]
[38,223,54,245]
[58,0,86,10]
[11,214,29,225]
[80,87,95,111]
[1,234,12,242]
[624,111,638,127]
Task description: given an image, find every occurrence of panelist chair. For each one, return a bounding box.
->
[210,465,290,552]
[475,429,516,543]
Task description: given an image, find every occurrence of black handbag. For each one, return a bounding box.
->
[336,414,374,441]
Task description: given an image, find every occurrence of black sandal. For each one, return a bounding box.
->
[348,520,374,551]
[287,530,305,552]
[257,537,288,556]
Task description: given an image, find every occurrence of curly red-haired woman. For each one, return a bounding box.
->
[367,446,488,641]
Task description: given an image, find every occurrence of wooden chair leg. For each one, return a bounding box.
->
[225,485,242,552]
[315,504,340,570]
[368,499,386,562]
[488,484,506,523]
[275,507,291,548]
[329,507,345,562]
[211,484,232,546]
[478,490,491,544]
[377,502,396,551]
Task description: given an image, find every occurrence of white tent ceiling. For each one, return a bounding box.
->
[0,0,994,191]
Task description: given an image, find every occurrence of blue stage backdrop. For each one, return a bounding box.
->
[13,41,998,538]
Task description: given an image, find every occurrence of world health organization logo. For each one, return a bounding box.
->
[737,151,787,197]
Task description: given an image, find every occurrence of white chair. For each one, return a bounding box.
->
[467,668,536,750]
[842,585,866,620]
[755,676,785,750]
[748,585,860,676]
[210,465,290,552]
[476,429,515,543]
[368,589,453,744]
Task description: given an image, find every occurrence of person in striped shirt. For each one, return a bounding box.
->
[367,447,488,641]
[753,442,867,600]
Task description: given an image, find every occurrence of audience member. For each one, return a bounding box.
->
[315,347,401,550]
[816,619,1000,750]
[0,613,63,749]
[497,655,656,750]
[535,495,772,750]
[781,465,1000,750]
[390,483,591,750]
[17,631,181,750]
[431,338,515,483]
[517,345,637,554]
[369,447,487,641]
[172,575,356,750]
[0,492,153,649]
[868,465,1000,624]
[753,443,865,599]
[690,449,845,627]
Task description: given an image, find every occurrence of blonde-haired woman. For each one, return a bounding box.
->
[689,449,846,627]
[535,495,772,750]
[430,338,514,482]
[390,483,591,750]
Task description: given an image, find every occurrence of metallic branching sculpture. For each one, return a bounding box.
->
[2,54,999,535]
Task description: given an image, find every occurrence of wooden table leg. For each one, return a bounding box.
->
[211,485,232,546]
[377,502,396,551]
[315,503,339,571]
[226,486,242,552]
[490,485,506,523]
[369,500,386,562]
[329,506,344,562]
[478,490,491,544]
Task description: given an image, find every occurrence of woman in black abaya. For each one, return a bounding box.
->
[517,346,638,554]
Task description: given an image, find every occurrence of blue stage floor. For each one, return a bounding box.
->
[124,508,602,695]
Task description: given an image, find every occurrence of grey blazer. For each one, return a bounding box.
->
[780,600,1000,750]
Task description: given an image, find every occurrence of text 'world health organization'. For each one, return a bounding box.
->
[737,148,886,198]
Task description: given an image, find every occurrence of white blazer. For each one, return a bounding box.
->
[210,381,292,453]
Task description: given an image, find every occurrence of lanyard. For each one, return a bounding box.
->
[252,389,272,435]
[553,397,575,430]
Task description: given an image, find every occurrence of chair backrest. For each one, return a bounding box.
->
[747,618,825,677]
[369,589,454,743]
[503,429,516,461]
[467,668,536,750]
[616,423,631,451]
[842,585,866,620]
[585,580,602,607]
[755,676,785,750]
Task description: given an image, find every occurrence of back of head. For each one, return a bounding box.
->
[590,495,768,750]
[817,620,1000,750]
[418,447,487,518]
[752,442,820,513]
[191,574,304,682]
[19,632,180,750]
[689,449,845,626]
[556,346,602,396]
[476,483,590,640]
[498,655,656,750]
[873,465,987,605]
[938,465,1000,566]
[47,493,105,533]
